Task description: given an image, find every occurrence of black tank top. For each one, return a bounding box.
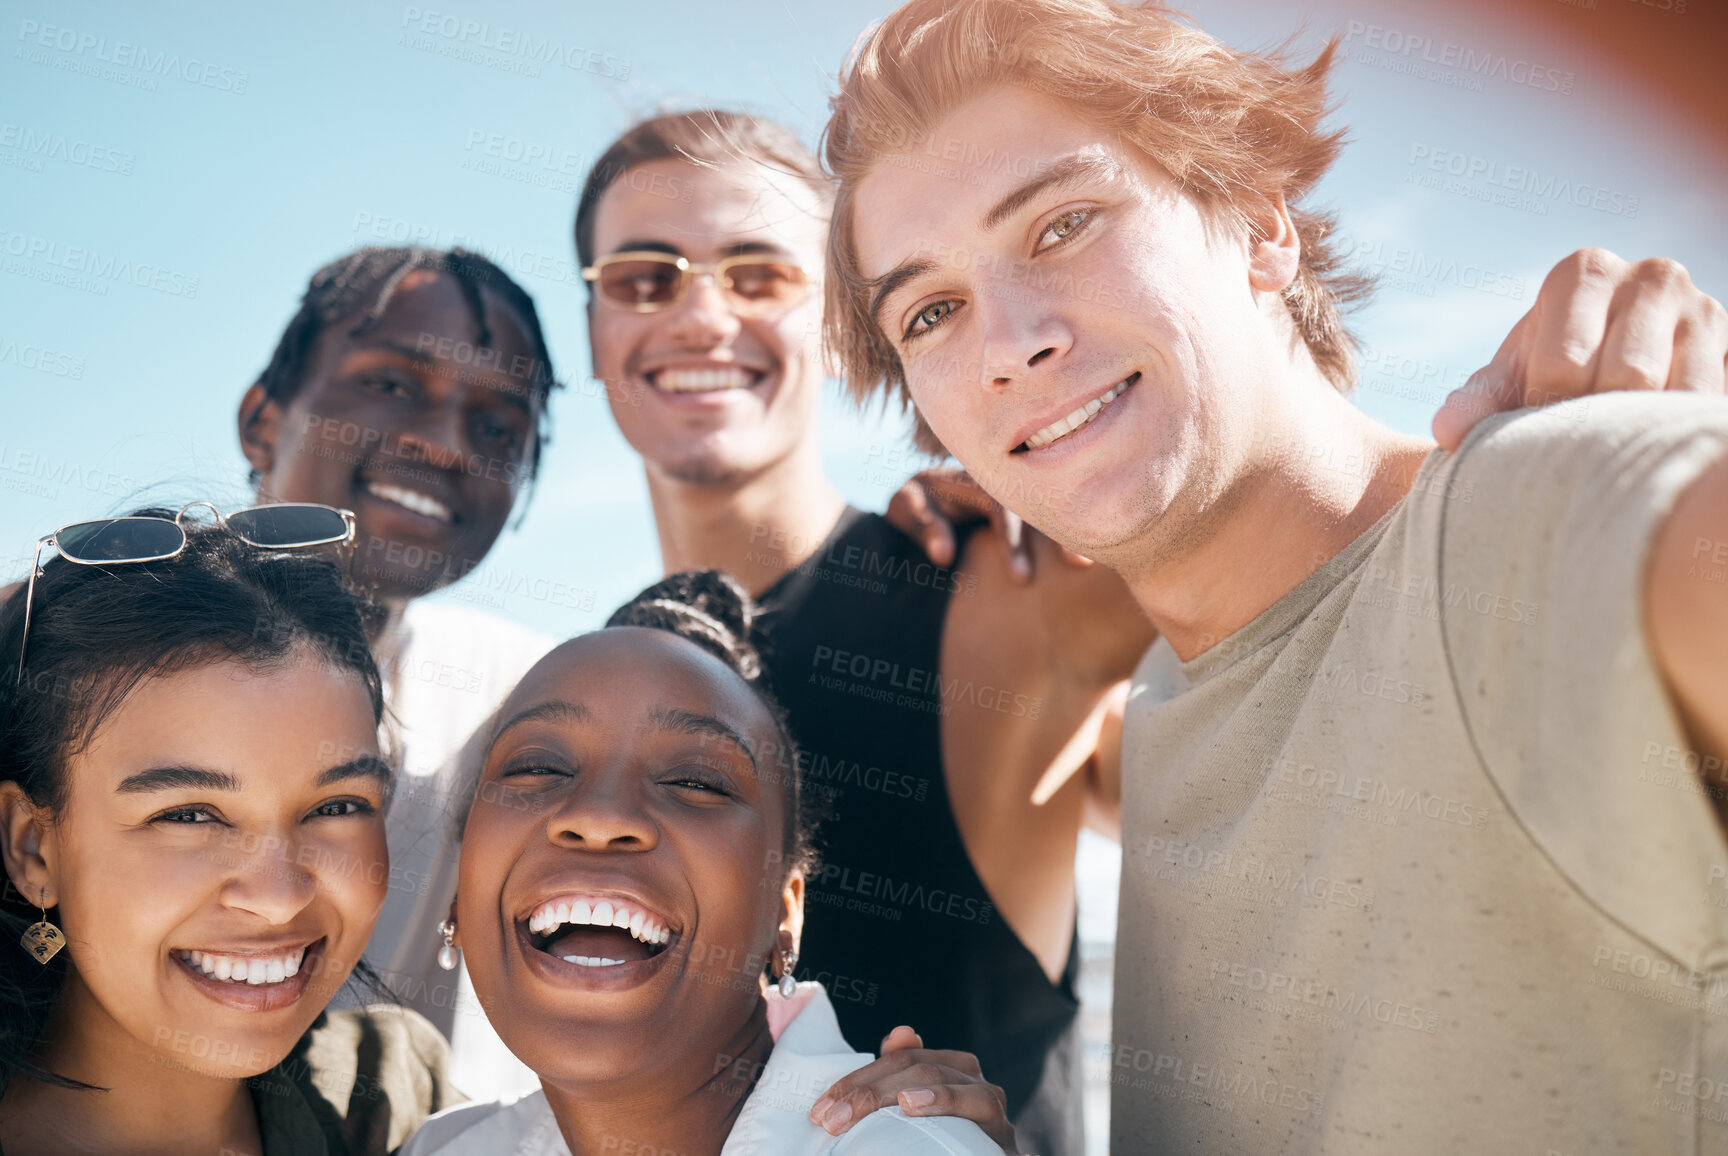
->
[755,508,1083,1156]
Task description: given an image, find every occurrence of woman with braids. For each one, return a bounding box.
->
[401,572,1014,1155]
[0,510,456,1154]
[236,246,560,1094]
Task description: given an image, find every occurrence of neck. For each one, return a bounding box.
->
[1115,384,1433,662]
[646,439,845,598]
[540,1005,776,1156]
[0,982,259,1154]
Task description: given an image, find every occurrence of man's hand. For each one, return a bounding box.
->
[808,1025,1018,1153]
[1433,249,1728,450]
[887,467,1092,582]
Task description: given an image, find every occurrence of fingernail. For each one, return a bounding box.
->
[902,1088,936,1110]
[819,1100,852,1131]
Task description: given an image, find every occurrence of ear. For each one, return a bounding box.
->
[0,781,58,912]
[446,899,461,948]
[1245,193,1301,296]
[777,869,805,959]
[237,383,282,488]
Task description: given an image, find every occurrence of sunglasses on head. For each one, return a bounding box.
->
[582,251,811,315]
[14,502,356,683]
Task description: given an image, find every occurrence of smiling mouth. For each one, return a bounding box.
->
[646,366,765,394]
[175,943,309,986]
[1015,372,1139,453]
[362,479,456,523]
[525,896,675,969]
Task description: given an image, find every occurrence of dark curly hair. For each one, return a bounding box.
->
[0,513,386,1095]
[607,571,815,874]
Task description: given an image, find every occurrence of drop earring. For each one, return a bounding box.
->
[437,918,458,971]
[21,893,64,966]
[778,948,799,998]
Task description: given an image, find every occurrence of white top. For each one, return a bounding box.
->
[363,599,555,1101]
[1113,394,1728,1152]
[399,984,1003,1156]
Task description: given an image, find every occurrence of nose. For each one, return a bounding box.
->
[976,286,1072,390]
[666,271,742,349]
[216,829,319,924]
[547,775,658,853]
[395,399,467,474]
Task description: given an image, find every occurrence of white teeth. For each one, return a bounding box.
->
[1022,375,1135,451]
[559,955,628,967]
[178,946,308,987]
[652,366,757,393]
[526,896,673,947]
[364,481,454,522]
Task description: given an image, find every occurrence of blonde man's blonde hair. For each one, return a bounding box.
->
[822,0,1371,454]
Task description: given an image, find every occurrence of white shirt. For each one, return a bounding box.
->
[399,984,1003,1156]
[362,599,555,1101]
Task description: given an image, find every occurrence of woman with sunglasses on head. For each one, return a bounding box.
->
[0,507,457,1156]
[401,571,1012,1156]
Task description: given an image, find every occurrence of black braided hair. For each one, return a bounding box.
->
[607,571,815,873]
[246,246,559,481]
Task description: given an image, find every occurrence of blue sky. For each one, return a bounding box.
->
[4,0,1725,636]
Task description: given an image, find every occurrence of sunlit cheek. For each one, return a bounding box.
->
[305,823,389,915]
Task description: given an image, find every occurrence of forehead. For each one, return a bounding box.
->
[501,629,773,747]
[591,158,827,263]
[853,85,1129,278]
[76,657,379,786]
[325,269,536,357]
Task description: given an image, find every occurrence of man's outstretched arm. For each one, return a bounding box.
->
[1647,451,1728,828]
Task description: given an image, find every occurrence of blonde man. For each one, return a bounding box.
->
[820,0,1728,1151]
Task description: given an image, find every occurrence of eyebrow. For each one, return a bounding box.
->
[867,152,1124,337]
[647,707,758,772]
[317,755,393,789]
[866,257,939,337]
[981,152,1123,233]
[490,700,590,751]
[116,756,390,794]
[117,766,242,794]
[353,339,536,414]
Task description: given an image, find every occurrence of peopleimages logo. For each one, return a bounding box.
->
[0,229,200,298]
[398,7,630,78]
[1341,21,1576,95]
[15,19,250,93]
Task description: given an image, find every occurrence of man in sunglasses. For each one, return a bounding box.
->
[572,105,1727,1154]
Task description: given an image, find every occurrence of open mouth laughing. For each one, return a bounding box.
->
[523,894,678,973]
[1014,371,1140,453]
